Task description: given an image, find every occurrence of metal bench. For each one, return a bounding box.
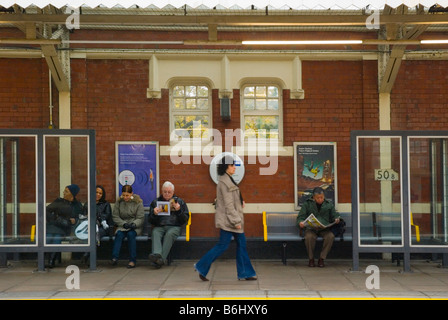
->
[262,211,352,265]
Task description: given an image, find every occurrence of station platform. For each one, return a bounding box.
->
[0,258,448,300]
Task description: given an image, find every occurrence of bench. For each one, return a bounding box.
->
[99,211,192,242]
[262,211,352,265]
[99,211,192,264]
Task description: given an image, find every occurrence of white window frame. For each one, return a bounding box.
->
[169,80,213,145]
[240,82,283,144]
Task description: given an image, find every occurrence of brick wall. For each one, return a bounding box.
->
[2,47,448,238]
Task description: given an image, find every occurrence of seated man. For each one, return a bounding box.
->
[296,187,340,268]
[148,181,189,268]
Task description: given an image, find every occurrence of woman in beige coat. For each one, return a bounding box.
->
[194,155,257,281]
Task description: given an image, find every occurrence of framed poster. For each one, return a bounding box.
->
[294,142,337,210]
[116,141,159,208]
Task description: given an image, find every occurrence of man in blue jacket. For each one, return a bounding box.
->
[297,187,340,268]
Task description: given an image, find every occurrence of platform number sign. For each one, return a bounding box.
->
[374,169,399,181]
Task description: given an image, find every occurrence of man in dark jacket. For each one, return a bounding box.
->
[46,184,83,267]
[297,187,340,268]
[148,181,189,268]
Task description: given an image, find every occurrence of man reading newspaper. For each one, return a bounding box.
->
[296,187,340,268]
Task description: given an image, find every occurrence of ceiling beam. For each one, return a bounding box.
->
[379,5,429,93]
[41,44,70,92]
[1,13,448,27]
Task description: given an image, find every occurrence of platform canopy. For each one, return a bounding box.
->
[0,0,447,9]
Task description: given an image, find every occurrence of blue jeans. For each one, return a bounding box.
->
[112,230,137,263]
[195,229,256,280]
[46,233,63,245]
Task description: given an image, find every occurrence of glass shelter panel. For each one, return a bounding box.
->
[0,136,37,245]
[44,136,89,246]
[358,137,402,246]
[409,137,448,246]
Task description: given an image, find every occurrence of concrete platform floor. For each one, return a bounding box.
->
[1,258,448,300]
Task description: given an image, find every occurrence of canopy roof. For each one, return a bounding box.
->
[0,0,447,9]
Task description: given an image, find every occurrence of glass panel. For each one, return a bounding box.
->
[358,137,402,246]
[267,99,279,110]
[45,136,89,245]
[197,99,208,110]
[243,99,255,110]
[186,98,196,109]
[244,116,279,139]
[244,86,255,97]
[197,86,208,97]
[409,137,448,246]
[174,98,185,110]
[256,86,267,97]
[256,99,266,110]
[268,86,279,97]
[174,116,210,139]
[173,86,184,97]
[185,86,196,97]
[0,137,37,245]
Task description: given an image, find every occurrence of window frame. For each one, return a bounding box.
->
[169,81,213,144]
[240,82,283,143]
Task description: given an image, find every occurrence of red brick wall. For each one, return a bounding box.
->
[3,47,448,237]
[391,60,448,131]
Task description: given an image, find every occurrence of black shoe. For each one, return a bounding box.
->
[81,253,89,265]
[199,274,209,281]
[318,258,325,268]
[308,259,315,267]
[110,258,118,266]
[149,253,164,267]
[48,253,57,268]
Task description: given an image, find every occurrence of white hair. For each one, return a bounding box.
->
[162,181,174,191]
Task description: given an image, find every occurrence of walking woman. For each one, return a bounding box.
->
[194,155,257,281]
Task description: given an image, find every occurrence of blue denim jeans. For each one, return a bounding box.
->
[195,229,256,280]
[112,230,137,263]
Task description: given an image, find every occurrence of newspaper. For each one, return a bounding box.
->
[303,214,336,230]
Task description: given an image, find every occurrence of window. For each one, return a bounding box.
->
[170,84,211,142]
[241,85,281,140]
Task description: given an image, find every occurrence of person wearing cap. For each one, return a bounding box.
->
[194,155,257,281]
[45,184,83,268]
[297,187,340,268]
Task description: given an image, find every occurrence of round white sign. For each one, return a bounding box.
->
[118,169,135,186]
[209,152,245,184]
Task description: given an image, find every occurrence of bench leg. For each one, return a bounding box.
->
[282,242,287,265]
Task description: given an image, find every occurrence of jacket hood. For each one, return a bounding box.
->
[118,194,143,204]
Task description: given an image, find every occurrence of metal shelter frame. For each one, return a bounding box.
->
[351,130,448,272]
[0,129,96,271]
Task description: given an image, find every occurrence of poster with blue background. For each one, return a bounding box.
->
[116,142,159,207]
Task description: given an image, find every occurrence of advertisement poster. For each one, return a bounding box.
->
[294,142,337,210]
[116,142,159,207]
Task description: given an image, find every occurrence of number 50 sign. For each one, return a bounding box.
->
[375,169,399,181]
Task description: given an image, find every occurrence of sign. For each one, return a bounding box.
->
[209,152,245,184]
[294,142,337,209]
[116,142,159,207]
[374,169,399,181]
